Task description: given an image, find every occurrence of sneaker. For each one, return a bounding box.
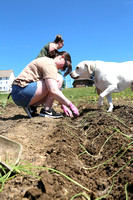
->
[39,107,62,118]
[23,106,38,118]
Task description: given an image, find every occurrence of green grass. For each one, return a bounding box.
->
[62,86,133,98]
[62,87,96,98]
[0,86,133,107]
[62,86,133,105]
[62,86,98,105]
[0,93,13,113]
[0,94,13,104]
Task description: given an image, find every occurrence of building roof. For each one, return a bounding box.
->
[0,70,14,78]
[73,78,94,83]
[73,78,93,81]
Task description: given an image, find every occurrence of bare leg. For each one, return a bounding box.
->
[44,74,63,110]
[29,79,48,106]
[29,74,63,110]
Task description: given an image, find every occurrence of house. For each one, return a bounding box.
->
[0,70,15,92]
[72,78,94,88]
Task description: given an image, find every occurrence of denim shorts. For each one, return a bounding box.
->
[11,82,37,107]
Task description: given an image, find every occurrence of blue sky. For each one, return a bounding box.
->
[0,0,133,88]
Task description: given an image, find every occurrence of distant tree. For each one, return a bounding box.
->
[59,71,66,89]
[62,79,66,89]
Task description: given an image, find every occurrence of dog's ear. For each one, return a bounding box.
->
[85,63,93,75]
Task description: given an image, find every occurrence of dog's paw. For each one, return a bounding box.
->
[98,102,103,107]
[107,108,113,112]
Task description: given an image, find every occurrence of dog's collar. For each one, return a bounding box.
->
[91,64,96,80]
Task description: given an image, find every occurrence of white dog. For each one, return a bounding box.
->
[70,60,133,112]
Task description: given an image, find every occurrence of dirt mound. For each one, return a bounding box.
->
[0,101,133,200]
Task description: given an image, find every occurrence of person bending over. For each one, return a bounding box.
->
[11,51,79,119]
[36,34,64,58]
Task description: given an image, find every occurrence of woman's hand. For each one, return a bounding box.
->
[69,103,79,118]
[61,105,73,117]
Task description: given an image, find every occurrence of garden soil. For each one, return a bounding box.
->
[0,99,133,200]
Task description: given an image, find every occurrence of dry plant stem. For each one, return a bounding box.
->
[0,164,117,200]
[75,118,88,128]
[125,182,128,200]
[84,125,92,135]
[79,131,117,158]
[78,144,98,158]
[112,144,132,164]
[64,116,91,128]
[32,166,92,193]
[114,128,133,140]
[83,144,125,170]
[63,122,79,130]
[0,163,93,193]
[96,178,115,200]
[16,161,93,193]
[86,129,96,137]
[64,127,82,140]
[99,131,117,153]
[108,158,133,180]
[92,129,107,145]
[109,113,129,128]
[70,192,91,200]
